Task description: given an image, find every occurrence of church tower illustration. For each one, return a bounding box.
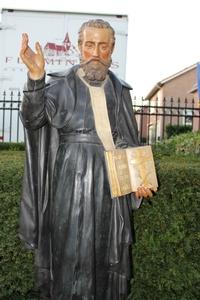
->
[44,33,77,56]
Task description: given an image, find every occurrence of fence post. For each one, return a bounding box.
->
[17,91,21,142]
[162,97,166,139]
[184,98,188,126]
[2,91,6,141]
[177,98,180,126]
[9,91,14,142]
[155,98,158,142]
[192,98,195,129]
[170,97,173,125]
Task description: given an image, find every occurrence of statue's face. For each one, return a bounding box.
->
[80,27,113,64]
[79,27,114,81]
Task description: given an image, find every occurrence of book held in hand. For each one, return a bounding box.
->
[104,145,158,198]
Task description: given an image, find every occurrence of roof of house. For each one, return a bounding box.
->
[145,63,197,100]
[44,42,66,52]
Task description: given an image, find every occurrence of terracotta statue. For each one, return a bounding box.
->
[19,19,153,300]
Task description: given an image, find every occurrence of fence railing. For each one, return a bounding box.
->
[0,91,23,142]
[133,97,200,144]
[0,92,200,143]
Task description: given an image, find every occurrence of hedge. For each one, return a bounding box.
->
[0,142,25,151]
[166,124,192,138]
[1,147,200,299]
[130,155,200,300]
[0,151,38,300]
[153,131,200,157]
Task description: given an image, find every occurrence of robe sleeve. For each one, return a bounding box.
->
[19,70,73,295]
[20,74,49,129]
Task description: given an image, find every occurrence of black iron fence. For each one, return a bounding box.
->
[0,91,22,142]
[0,92,200,143]
[133,97,200,144]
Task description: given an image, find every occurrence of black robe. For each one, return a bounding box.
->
[19,65,140,300]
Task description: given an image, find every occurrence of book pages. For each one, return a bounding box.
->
[104,150,132,197]
[126,146,158,192]
[104,146,158,198]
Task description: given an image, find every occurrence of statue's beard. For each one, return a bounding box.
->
[80,58,111,82]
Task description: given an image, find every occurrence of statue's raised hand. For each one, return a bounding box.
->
[20,33,45,80]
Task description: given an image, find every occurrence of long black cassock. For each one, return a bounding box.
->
[19,65,140,300]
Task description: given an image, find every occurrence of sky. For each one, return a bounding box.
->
[0,0,199,98]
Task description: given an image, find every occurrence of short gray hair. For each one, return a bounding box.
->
[78,19,115,48]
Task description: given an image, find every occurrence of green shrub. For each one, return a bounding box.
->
[1,149,200,299]
[0,142,25,151]
[175,132,200,155]
[130,154,200,300]
[153,139,177,158]
[154,131,200,157]
[166,124,192,138]
[0,151,38,299]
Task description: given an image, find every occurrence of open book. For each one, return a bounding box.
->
[104,145,158,198]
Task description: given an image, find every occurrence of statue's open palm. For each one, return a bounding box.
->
[20,33,45,80]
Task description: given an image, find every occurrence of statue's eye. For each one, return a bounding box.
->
[85,43,93,49]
